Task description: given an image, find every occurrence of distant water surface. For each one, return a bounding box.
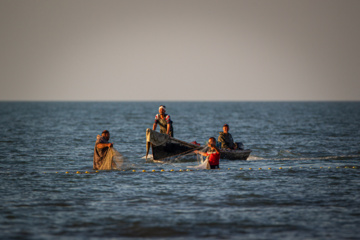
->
[0,101,359,239]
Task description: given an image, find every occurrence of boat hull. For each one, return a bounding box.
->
[219,149,252,160]
[152,141,198,161]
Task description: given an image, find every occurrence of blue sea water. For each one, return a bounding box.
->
[0,101,359,239]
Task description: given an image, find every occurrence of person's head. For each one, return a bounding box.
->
[102,130,110,141]
[223,124,229,133]
[159,105,166,115]
[208,137,216,146]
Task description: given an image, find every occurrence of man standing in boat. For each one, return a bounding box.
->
[218,124,237,150]
[93,130,113,170]
[153,105,174,137]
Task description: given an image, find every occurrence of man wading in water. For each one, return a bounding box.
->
[153,105,174,137]
[194,137,221,169]
[93,130,113,170]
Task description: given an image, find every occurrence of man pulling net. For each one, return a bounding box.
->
[189,137,221,170]
[93,130,125,170]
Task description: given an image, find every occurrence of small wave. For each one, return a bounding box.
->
[277,150,302,157]
[247,155,266,161]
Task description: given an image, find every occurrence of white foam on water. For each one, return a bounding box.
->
[247,155,266,161]
[141,154,153,160]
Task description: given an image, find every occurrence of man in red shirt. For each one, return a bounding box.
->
[194,137,221,169]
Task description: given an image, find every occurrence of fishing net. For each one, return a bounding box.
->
[98,147,130,170]
[187,147,210,170]
[146,128,169,160]
[146,128,169,146]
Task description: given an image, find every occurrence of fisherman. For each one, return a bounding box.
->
[153,105,174,137]
[93,130,113,170]
[218,124,237,150]
[194,137,220,169]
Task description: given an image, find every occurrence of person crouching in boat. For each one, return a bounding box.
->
[93,130,113,170]
[194,137,220,169]
[153,105,174,137]
[218,124,237,150]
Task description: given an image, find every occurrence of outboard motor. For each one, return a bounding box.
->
[236,142,244,150]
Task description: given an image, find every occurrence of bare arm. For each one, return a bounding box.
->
[194,150,208,157]
[213,146,220,153]
[96,142,113,149]
[153,123,157,130]
[208,142,220,153]
[167,123,170,135]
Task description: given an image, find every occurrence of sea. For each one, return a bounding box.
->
[0,101,359,240]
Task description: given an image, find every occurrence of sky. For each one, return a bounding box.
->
[0,0,359,101]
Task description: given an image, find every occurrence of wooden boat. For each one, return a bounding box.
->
[146,129,251,162]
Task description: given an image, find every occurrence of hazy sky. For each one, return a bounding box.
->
[1,0,359,101]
